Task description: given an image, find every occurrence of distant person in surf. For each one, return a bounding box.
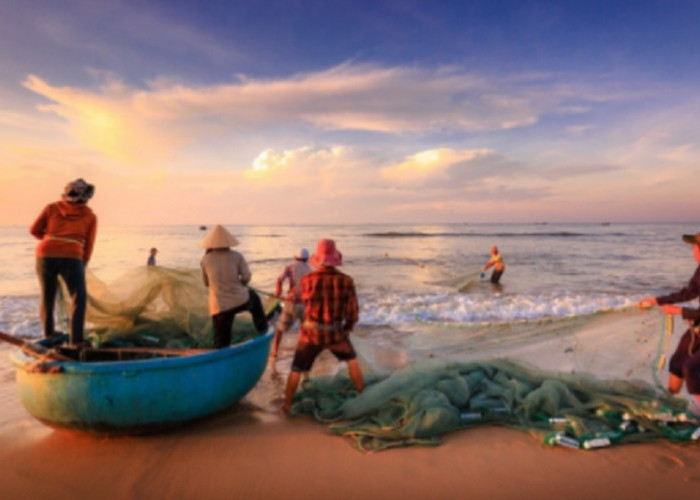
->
[270,247,312,360]
[199,225,268,348]
[283,238,364,413]
[30,178,97,346]
[483,246,505,284]
[147,247,158,266]
[639,231,700,410]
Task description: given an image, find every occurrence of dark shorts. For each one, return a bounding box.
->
[491,269,504,284]
[291,339,357,372]
[669,327,700,394]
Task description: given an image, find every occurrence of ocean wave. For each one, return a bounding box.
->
[357,290,640,326]
[2,290,642,339]
[362,231,627,239]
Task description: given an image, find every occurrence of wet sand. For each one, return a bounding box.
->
[2,310,700,499]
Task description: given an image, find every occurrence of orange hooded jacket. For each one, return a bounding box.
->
[30,200,98,265]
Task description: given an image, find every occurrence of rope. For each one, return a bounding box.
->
[249,287,291,303]
[651,313,674,391]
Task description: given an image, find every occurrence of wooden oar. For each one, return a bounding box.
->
[0,330,72,361]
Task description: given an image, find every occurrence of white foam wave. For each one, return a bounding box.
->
[358,290,640,325]
[0,291,643,338]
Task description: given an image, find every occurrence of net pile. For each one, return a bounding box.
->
[290,358,699,452]
[59,266,273,348]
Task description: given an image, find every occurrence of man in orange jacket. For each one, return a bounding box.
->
[30,179,97,345]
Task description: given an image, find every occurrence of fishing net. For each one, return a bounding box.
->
[58,266,277,348]
[288,308,700,451]
[290,358,699,452]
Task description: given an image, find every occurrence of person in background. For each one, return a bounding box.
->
[283,238,364,413]
[200,225,267,348]
[30,178,97,346]
[270,247,312,360]
[483,245,505,284]
[147,247,158,266]
[639,231,700,410]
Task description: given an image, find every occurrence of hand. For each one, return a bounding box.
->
[638,298,657,309]
[660,304,682,315]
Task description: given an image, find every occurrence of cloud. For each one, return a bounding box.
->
[21,63,610,167]
[379,148,504,186]
[11,61,700,225]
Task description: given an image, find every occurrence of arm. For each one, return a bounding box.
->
[239,257,252,286]
[682,307,700,322]
[656,267,700,305]
[201,262,209,287]
[343,278,359,332]
[275,265,290,297]
[83,214,97,266]
[29,205,50,240]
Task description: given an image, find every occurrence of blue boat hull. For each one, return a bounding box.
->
[10,330,273,433]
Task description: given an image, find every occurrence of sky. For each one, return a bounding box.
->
[1,0,700,226]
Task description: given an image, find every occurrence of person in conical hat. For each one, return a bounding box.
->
[639,231,700,409]
[30,178,97,346]
[283,238,364,412]
[200,225,267,348]
[270,247,312,361]
[199,224,240,249]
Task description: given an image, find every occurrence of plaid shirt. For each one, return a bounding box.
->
[299,266,358,345]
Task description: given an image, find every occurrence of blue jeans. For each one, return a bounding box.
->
[36,257,87,344]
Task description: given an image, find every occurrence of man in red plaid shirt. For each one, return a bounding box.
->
[283,238,365,412]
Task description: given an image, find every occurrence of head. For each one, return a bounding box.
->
[491,246,499,255]
[150,247,158,256]
[682,232,700,263]
[62,178,95,204]
[310,238,342,267]
[294,247,309,262]
[199,225,240,250]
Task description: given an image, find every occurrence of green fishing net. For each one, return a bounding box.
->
[58,266,276,348]
[290,358,699,452]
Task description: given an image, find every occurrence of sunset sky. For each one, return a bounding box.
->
[1,0,699,226]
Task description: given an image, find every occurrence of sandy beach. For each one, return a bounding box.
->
[2,310,700,500]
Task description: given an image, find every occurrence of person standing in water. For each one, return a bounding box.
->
[30,178,97,346]
[639,231,700,410]
[483,246,505,284]
[147,247,158,266]
[270,247,312,360]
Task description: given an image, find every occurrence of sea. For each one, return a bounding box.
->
[1,221,698,340]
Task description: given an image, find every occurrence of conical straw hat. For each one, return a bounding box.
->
[199,225,240,249]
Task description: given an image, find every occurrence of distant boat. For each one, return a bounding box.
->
[8,328,274,433]
[199,225,207,231]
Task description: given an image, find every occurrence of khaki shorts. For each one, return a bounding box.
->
[278,302,305,331]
